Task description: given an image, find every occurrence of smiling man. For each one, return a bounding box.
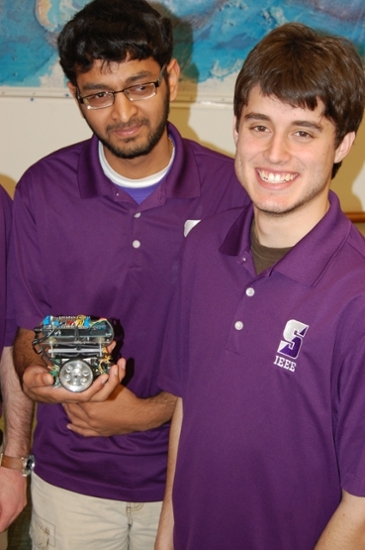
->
[156,23,365,550]
[8,0,250,549]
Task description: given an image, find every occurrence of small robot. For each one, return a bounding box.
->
[32,315,114,393]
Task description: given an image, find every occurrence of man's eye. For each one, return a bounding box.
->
[130,84,149,93]
[295,131,311,138]
[253,125,268,132]
[92,92,110,100]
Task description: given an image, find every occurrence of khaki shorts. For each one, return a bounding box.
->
[30,473,162,550]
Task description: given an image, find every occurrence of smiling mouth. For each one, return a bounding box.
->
[258,170,297,183]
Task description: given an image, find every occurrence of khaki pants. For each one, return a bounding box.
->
[30,473,162,550]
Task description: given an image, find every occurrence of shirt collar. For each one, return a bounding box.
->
[77,123,201,203]
[220,191,352,287]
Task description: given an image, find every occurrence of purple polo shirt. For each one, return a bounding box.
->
[9,123,249,501]
[159,191,365,549]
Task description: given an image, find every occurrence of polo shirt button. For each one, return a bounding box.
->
[134,212,141,218]
[246,287,255,297]
[234,321,244,331]
[132,240,141,248]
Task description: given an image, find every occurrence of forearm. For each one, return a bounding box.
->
[155,397,183,550]
[0,347,34,456]
[64,383,177,437]
[314,490,365,550]
[162,396,183,507]
[137,391,177,431]
[13,327,41,381]
[99,389,177,433]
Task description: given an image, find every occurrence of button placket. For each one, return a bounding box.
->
[132,211,141,248]
[226,283,257,353]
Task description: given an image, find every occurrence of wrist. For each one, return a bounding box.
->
[3,443,31,457]
[2,433,31,458]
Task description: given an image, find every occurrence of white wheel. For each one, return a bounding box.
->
[59,359,94,392]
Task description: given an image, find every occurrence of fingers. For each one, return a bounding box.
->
[106,341,116,353]
[66,424,100,437]
[117,357,126,370]
[21,361,125,404]
[63,403,84,421]
[86,362,125,402]
[117,357,126,379]
[64,402,108,437]
[63,403,100,436]
[0,509,16,533]
[69,362,124,403]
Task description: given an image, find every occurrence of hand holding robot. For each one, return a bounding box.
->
[32,315,115,393]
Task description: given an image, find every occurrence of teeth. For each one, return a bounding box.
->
[258,170,296,183]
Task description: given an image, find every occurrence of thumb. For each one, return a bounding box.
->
[40,371,55,386]
[23,366,54,388]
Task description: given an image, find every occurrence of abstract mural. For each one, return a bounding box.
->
[1,0,365,101]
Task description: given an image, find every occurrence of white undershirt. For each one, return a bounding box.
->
[98,140,175,188]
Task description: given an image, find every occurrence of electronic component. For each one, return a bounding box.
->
[32,315,114,392]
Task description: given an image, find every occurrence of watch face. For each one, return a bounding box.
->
[24,454,35,476]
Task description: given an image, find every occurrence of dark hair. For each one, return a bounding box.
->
[58,0,173,84]
[234,23,365,176]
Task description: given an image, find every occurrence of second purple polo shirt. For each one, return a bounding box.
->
[159,192,365,549]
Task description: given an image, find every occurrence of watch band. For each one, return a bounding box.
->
[0,452,35,476]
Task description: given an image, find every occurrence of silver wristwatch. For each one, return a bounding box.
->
[0,452,35,477]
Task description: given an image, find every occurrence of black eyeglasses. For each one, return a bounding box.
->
[77,65,166,110]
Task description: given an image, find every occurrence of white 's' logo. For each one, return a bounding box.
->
[274,319,309,373]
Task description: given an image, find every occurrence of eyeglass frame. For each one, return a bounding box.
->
[76,64,167,110]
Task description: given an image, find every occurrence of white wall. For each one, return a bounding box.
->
[1,96,365,219]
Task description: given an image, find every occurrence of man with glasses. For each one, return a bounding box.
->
[9,0,249,548]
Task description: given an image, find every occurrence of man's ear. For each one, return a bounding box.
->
[165,59,180,102]
[67,81,78,100]
[67,81,85,119]
[233,116,240,146]
[334,131,356,164]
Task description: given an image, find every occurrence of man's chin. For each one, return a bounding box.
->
[103,141,152,160]
[254,201,293,217]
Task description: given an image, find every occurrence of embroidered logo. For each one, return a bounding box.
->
[273,319,309,373]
